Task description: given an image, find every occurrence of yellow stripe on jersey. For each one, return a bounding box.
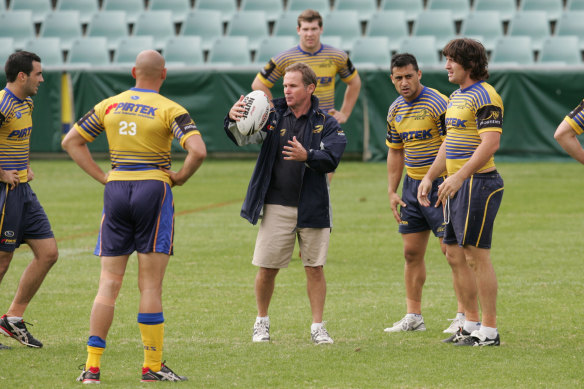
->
[386,87,448,180]
[73,88,200,185]
[445,81,503,176]
[256,44,358,112]
[565,99,584,135]
[0,88,34,183]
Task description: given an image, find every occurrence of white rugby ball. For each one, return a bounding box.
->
[236,90,270,136]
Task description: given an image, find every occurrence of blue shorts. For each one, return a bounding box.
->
[443,171,504,249]
[399,175,446,237]
[0,183,54,252]
[95,180,174,256]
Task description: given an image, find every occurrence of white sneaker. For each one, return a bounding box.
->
[311,325,334,345]
[384,315,426,332]
[443,316,465,334]
[252,319,270,342]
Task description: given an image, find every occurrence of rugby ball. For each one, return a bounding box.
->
[236,90,270,136]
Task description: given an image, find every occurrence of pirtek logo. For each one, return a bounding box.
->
[316,76,332,85]
[400,129,432,141]
[106,102,158,116]
[8,126,32,139]
[445,118,467,127]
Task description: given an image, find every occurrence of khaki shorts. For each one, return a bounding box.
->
[252,204,330,269]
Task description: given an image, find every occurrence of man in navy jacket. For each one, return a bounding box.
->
[224,62,346,345]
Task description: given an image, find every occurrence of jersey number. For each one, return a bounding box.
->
[119,121,136,136]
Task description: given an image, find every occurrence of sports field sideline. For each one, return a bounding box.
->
[1,159,582,388]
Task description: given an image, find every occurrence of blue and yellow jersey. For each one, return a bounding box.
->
[386,87,448,180]
[564,99,584,135]
[445,81,503,175]
[73,87,200,185]
[0,88,34,183]
[256,44,358,112]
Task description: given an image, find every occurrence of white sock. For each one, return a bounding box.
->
[463,320,481,333]
[311,322,323,332]
[456,312,465,320]
[406,313,422,319]
[7,316,23,323]
[479,325,498,339]
[256,316,269,324]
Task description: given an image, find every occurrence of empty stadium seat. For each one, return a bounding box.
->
[102,0,145,24]
[556,11,584,50]
[10,0,51,24]
[322,10,361,51]
[509,11,550,51]
[365,11,407,53]
[287,0,329,15]
[208,37,251,66]
[113,36,155,65]
[397,36,440,66]
[567,0,584,10]
[133,11,175,50]
[539,36,581,65]
[56,0,99,24]
[380,0,424,22]
[473,0,516,22]
[149,0,190,23]
[520,0,563,22]
[0,38,15,66]
[24,37,63,66]
[87,11,129,51]
[491,36,534,65]
[350,37,391,67]
[427,0,471,22]
[40,11,82,51]
[334,0,377,22]
[412,10,456,51]
[320,35,342,49]
[68,37,110,67]
[227,11,269,51]
[460,11,503,51]
[241,0,284,23]
[273,12,299,37]
[254,36,296,64]
[194,0,237,23]
[162,36,204,67]
[0,10,35,50]
[181,10,223,52]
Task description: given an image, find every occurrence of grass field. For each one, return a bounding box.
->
[0,159,582,388]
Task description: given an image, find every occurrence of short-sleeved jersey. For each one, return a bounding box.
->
[445,81,503,175]
[0,88,34,183]
[386,87,448,180]
[256,44,358,112]
[564,99,584,135]
[73,87,200,185]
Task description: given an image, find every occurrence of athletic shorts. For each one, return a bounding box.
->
[0,182,54,252]
[443,171,504,249]
[398,175,446,237]
[252,204,330,269]
[95,180,174,257]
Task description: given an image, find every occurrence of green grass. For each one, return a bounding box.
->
[1,159,583,388]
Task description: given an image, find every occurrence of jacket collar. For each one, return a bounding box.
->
[273,95,320,117]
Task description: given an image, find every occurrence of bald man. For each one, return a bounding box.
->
[62,50,206,383]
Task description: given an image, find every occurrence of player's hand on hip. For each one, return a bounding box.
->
[328,108,347,124]
[0,169,20,190]
[27,166,34,182]
[283,136,307,161]
[229,95,246,121]
[389,192,405,224]
[417,177,433,207]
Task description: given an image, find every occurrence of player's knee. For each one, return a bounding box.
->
[40,248,59,267]
[403,248,423,264]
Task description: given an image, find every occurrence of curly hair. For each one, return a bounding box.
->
[442,38,489,81]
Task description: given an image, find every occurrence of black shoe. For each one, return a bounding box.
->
[141,362,188,382]
[0,343,11,350]
[454,331,501,347]
[76,364,101,384]
[441,327,471,344]
[0,315,43,348]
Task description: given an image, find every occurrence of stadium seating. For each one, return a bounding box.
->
[508,11,550,51]
[460,11,504,51]
[380,0,424,22]
[322,11,361,51]
[162,36,204,67]
[365,11,408,53]
[194,0,237,23]
[427,0,470,22]
[133,10,175,50]
[227,11,269,51]
[55,0,98,24]
[539,36,581,65]
[333,0,377,22]
[149,0,190,23]
[24,37,63,66]
[412,10,456,50]
[87,11,129,51]
[68,37,110,67]
[181,10,223,52]
[102,0,145,24]
[350,37,391,67]
[397,36,440,66]
[520,0,563,22]
[473,0,516,22]
[273,12,299,37]
[320,35,343,49]
[208,37,252,66]
[254,36,296,64]
[39,11,82,51]
[0,38,15,66]
[567,0,584,10]
[556,11,584,50]
[0,10,35,50]
[491,36,534,65]
[10,0,51,24]
[113,36,155,65]
[287,0,329,15]
[241,0,284,23]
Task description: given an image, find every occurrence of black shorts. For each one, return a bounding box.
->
[398,175,445,237]
[443,171,504,249]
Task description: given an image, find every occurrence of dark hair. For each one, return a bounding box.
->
[442,38,489,81]
[297,9,323,27]
[5,51,41,83]
[390,53,419,73]
[285,62,317,89]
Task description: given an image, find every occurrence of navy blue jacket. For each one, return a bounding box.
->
[224,95,347,227]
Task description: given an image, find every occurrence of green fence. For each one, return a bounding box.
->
[4,68,582,160]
